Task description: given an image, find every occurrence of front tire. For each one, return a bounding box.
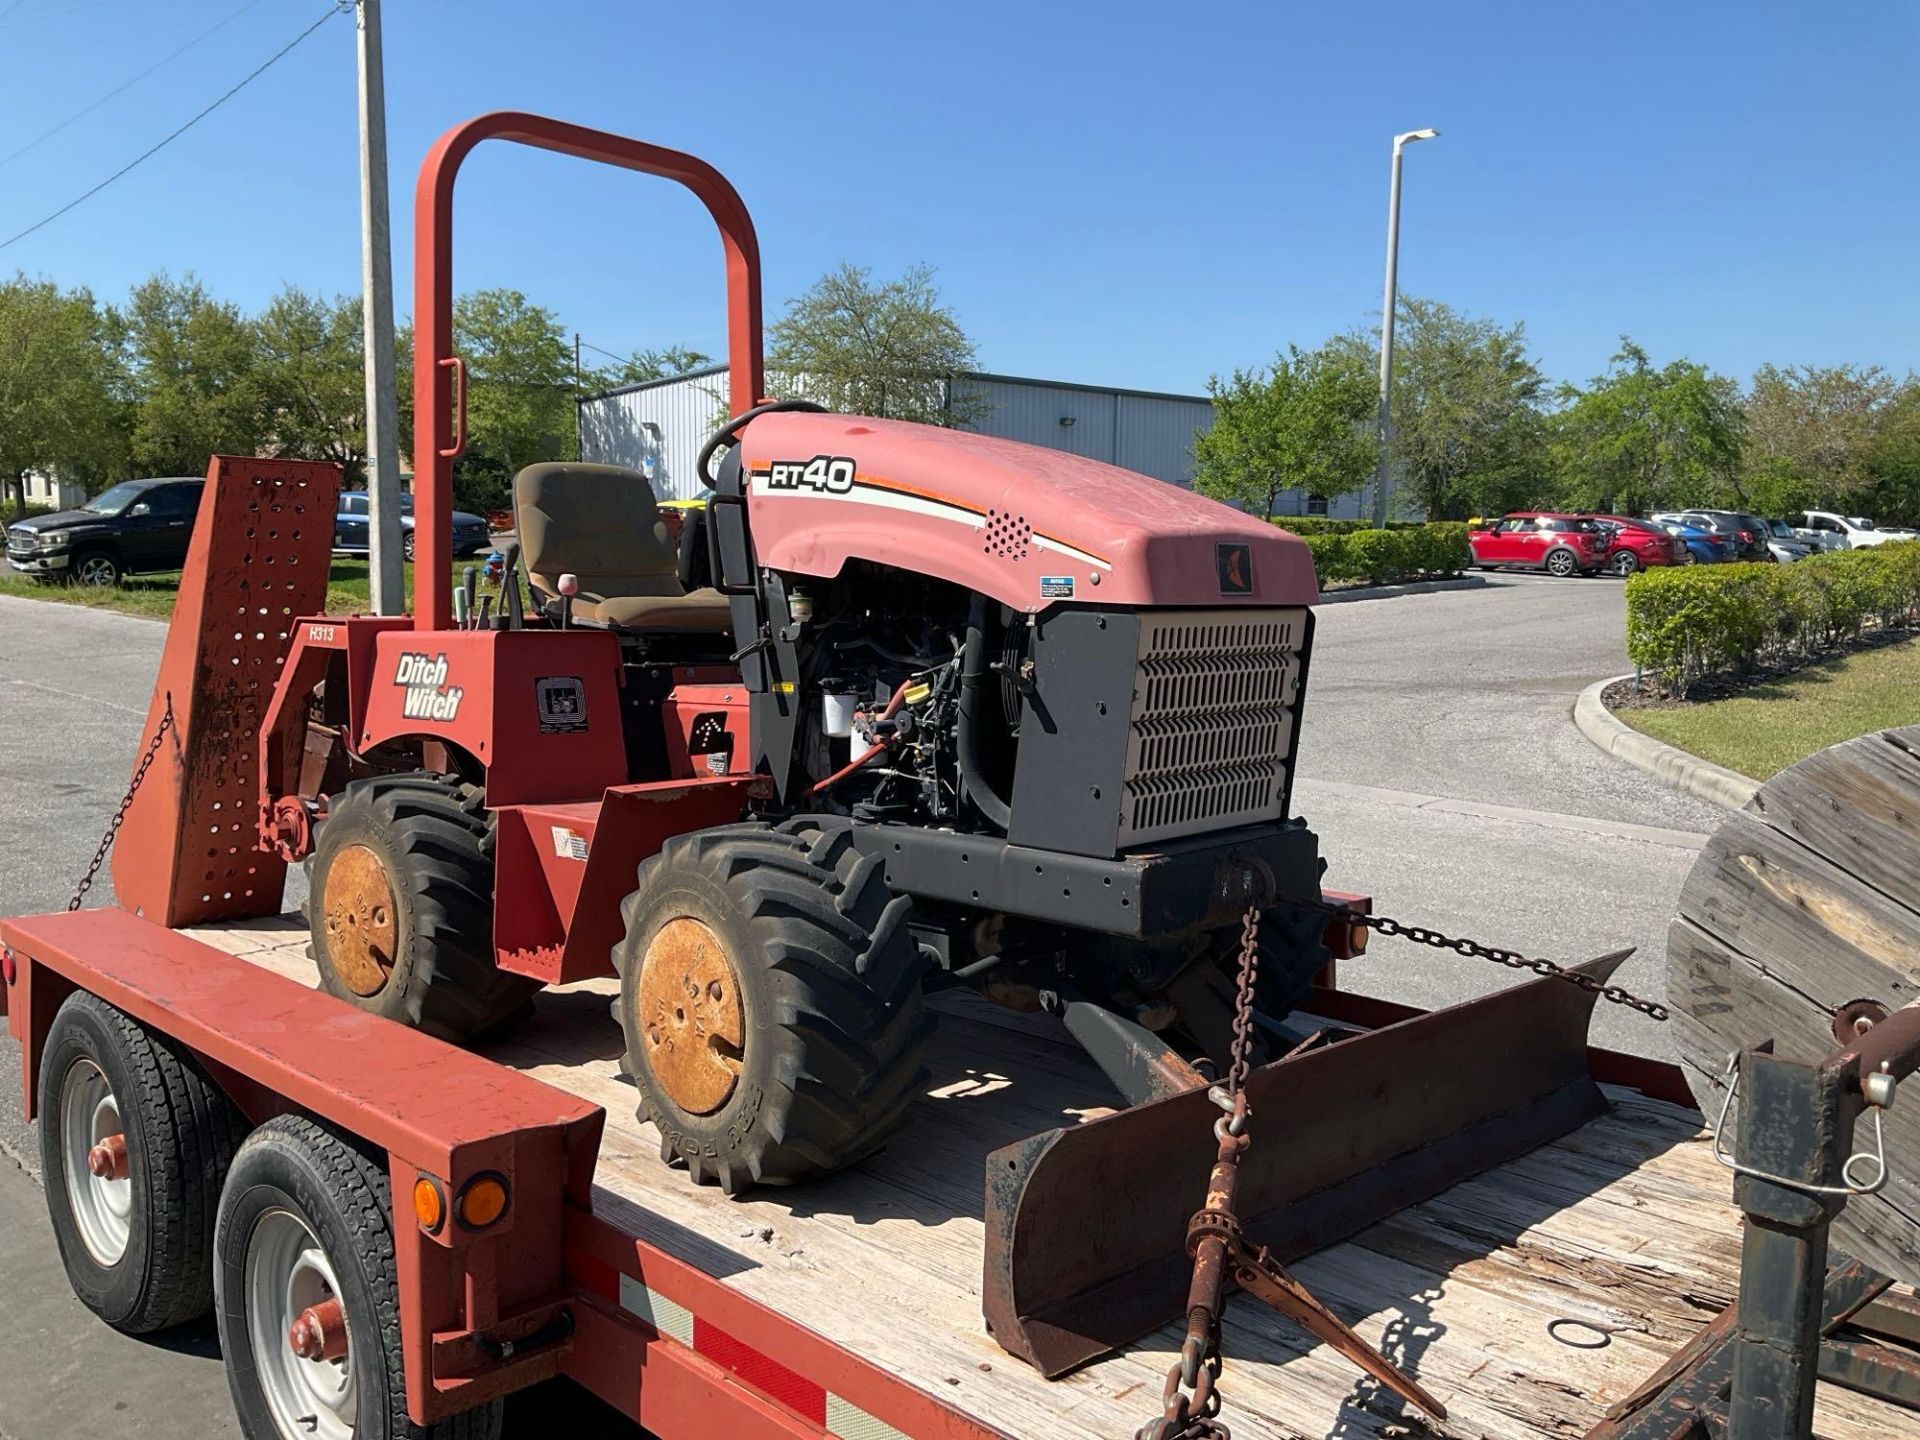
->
[1544,547,1578,578]
[306,772,537,1041]
[39,992,248,1333]
[215,1116,503,1440]
[71,548,121,587]
[613,819,933,1194]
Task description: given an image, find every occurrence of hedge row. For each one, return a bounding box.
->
[1625,541,1920,695]
[1294,522,1472,586]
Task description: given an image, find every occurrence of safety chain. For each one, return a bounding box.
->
[1137,903,1263,1440]
[68,692,174,912]
[1331,904,1671,1022]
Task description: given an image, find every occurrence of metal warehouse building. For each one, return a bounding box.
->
[575,366,1363,517]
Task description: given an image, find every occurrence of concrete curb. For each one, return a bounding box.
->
[1574,675,1761,811]
[1317,575,1488,605]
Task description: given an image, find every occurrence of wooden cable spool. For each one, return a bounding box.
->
[1670,726,1920,1285]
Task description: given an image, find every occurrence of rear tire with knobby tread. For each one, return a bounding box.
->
[215,1115,503,1440]
[305,771,536,1042]
[613,818,933,1194]
[38,990,249,1333]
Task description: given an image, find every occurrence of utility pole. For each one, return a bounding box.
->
[356,0,403,613]
[1373,127,1438,527]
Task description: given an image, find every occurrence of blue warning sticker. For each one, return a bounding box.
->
[1040,575,1075,598]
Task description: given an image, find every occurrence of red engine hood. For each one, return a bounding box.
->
[737,412,1318,612]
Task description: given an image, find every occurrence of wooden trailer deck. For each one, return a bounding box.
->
[194,916,1909,1440]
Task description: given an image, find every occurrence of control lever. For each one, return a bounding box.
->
[557,572,578,630]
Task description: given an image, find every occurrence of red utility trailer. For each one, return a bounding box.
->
[5,110,1918,1440]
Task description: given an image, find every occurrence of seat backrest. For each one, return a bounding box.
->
[513,463,683,601]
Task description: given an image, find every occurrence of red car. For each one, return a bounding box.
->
[1591,515,1687,576]
[1468,512,1610,577]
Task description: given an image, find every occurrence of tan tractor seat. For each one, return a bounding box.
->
[512,462,731,635]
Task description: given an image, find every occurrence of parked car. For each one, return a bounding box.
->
[1798,511,1905,549]
[334,491,492,561]
[1649,511,1762,561]
[1762,519,1813,563]
[1590,515,1686,576]
[5,476,205,586]
[1467,512,1610,576]
[1641,517,1731,564]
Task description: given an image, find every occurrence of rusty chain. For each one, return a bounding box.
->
[1335,905,1671,1022]
[1137,903,1263,1440]
[68,692,174,912]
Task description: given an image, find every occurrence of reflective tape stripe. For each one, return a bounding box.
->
[618,1273,693,1345]
[618,1274,912,1438]
[826,1393,911,1440]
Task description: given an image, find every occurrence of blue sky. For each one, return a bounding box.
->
[0,1,1913,396]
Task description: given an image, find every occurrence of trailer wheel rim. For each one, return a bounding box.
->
[322,844,398,997]
[637,916,745,1115]
[60,1059,130,1266]
[247,1208,355,1440]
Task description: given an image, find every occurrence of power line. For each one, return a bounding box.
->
[0,0,270,173]
[0,2,345,254]
[0,0,120,33]
[577,338,635,364]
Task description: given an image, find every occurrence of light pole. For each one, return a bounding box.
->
[1373,127,1438,527]
[355,0,403,614]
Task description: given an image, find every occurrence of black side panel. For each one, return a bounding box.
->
[1006,609,1139,858]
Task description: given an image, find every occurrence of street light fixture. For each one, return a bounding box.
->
[1372,127,1439,527]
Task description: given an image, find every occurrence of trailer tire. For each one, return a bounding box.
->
[39,991,249,1333]
[215,1116,504,1440]
[306,771,536,1042]
[613,818,933,1194]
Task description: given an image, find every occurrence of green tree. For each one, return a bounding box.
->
[1742,362,1899,507]
[767,262,981,424]
[453,288,576,475]
[1363,297,1548,520]
[0,275,124,516]
[600,345,711,387]
[254,286,366,480]
[1191,341,1378,518]
[117,273,267,475]
[1550,339,1742,515]
[1861,378,1920,526]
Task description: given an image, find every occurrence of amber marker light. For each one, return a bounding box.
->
[456,1173,510,1230]
[414,1175,447,1234]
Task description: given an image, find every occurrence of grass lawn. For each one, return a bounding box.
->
[1620,636,1920,780]
[0,559,480,621]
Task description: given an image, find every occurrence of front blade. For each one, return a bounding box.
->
[981,950,1633,1377]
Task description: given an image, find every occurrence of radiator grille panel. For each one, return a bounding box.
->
[1120,608,1307,847]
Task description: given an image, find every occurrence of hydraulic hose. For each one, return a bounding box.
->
[957,594,1014,832]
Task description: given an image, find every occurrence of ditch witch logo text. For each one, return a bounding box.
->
[394,651,463,720]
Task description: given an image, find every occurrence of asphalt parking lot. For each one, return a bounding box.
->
[0,572,1722,1437]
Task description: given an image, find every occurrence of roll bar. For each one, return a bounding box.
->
[410,112,766,631]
